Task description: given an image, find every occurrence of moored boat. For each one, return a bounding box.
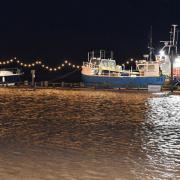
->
[81,50,165,89]
[0,68,22,86]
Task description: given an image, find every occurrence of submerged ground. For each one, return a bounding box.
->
[0,88,180,180]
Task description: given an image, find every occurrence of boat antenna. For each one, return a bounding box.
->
[110,51,114,60]
[148,26,154,61]
[170,24,178,93]
[175,28,179,54]
[88,52,90,61]
[169,25,178,55]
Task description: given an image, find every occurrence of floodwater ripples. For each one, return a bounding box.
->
[0,88,180,179]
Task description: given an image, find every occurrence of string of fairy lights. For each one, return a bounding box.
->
[121,58,139,67]
[0,57,138,72]
[0,57,81,72]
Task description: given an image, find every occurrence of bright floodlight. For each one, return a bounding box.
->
[174,56,180,68]
[159,50,165,56]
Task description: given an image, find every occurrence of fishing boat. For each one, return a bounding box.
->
[81,50,165,89]
[0,68,22,86]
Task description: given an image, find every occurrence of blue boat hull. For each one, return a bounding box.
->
[0,75,21,84]
[82,74,166,88]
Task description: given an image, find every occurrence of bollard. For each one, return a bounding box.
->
[80,82,84,88]
[44,81,48,87]
[24,81,28,86]
[40,81,43,87]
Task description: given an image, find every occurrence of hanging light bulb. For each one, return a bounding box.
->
[58,66,61,69]
[62,64,64,67]
[68,63,71,66]
[65,60,68,64]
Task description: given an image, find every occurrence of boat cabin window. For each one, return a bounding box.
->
[100,60,116,68]
[90,59,100,65]
[138,65,145,70]
[108,61,116,68]
[148,65,155,71]
[101,60,108,67]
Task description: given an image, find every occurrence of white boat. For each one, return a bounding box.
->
[0,68,22,86]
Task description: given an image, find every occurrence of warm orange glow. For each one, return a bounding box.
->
[0,58,80,72]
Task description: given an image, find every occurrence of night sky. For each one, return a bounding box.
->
[0,0,180,65]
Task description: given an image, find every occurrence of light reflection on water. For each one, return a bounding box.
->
[0,88,180,179]
[142,95,180,179]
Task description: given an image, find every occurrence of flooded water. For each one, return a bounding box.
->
[0,88,180,180]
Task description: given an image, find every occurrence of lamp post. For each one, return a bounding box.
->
[170,25,178,93]
[31,69,35,87]
[170,51,174,92]
[160,25,178,93]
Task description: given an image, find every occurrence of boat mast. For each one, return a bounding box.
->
[148,26,154,61]
[170,24,178,92]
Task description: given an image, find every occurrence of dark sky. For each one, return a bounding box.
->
[0,0,179,65]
